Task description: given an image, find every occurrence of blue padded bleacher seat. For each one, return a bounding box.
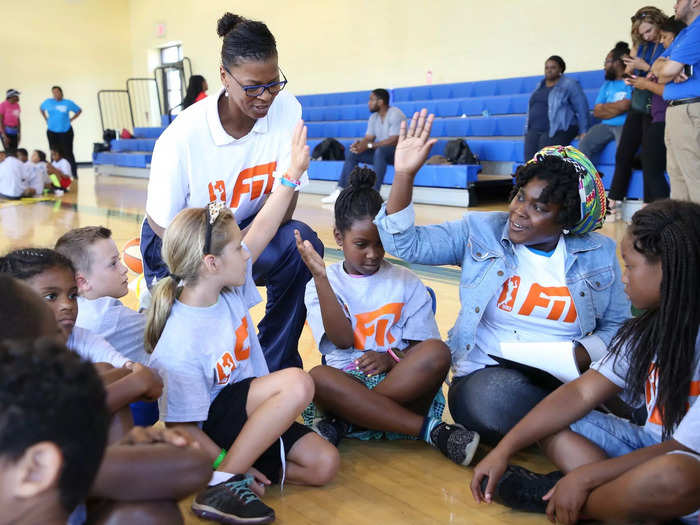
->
[93,151,152,168]
[134,127,166,139]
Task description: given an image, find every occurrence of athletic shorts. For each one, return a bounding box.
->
[202,377,311,483]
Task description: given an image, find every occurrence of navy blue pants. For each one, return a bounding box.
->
[140,216,323,371]
[338,146,395,190]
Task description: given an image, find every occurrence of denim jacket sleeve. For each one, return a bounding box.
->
[374,203,468,266]
[573,239,630,361]
[570,79,590,135]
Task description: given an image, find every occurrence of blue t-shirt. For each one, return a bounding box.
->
[661,16,700,100]
[40,98,81,132]
[594,80,633,126]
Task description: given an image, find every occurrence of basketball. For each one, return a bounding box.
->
[122,237,143,274]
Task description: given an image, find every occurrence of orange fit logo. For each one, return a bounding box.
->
[497,278,577,323]
[215,317,251,384]
[353,303,404,349]
[646,363,700,426]
[208,161,277,210]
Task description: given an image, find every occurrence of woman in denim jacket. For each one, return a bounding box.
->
[376,111,629,446]
[524,55,590,162]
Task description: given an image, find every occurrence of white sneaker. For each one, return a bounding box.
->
[321,188,341,204]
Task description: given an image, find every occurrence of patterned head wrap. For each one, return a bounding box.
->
[526,145,606,235]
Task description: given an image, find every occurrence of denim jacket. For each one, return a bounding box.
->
[375,204,630,378]
[525,75,590,137]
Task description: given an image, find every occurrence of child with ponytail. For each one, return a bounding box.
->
[146,122,338,525]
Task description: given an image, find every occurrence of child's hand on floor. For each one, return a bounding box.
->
[294,229,326,278]
[355,350,395,377]
[246,466,272,497]
[288,120,310,180]
[118,426,200,449]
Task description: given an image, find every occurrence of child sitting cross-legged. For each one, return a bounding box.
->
[55,226,148,364]
[295,166,480,466]
[0,275,211,525]
[146,122,339,525]
[0,248,163,441]
[471,200,700,525]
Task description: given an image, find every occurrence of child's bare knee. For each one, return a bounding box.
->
[417,339,451,374]
[283,367,315,406]
[308,445,340,486]
[94,501,183,525]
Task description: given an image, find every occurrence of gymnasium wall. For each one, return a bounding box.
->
[1,0,132,163]
[128,0,670,94]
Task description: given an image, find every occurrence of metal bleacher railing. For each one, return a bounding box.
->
[97,57,192,135]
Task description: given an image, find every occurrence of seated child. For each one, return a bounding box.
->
[46,147,72,191]
[16,147,28,163]
[0,149,36,198]
[0,275,211,525]
[0,336,110,525]
[0,248,162,437]
[296,167,479,466]
[56,226,149,364]
[472,200,700,525]
[26,149,49,192]
[146,122,339,525]
[16,148,43,196]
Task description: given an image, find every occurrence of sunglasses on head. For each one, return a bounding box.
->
[631,11,654,22]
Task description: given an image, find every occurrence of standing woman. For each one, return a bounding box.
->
[607,7,667,213]
[39,86,81,178]
[0,89,22,151]
[141,12,323,372]
[182,74,209,109]
[523,56,590,162]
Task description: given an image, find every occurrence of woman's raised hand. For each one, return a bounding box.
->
[288,120,310,181]
[393,109,438,179]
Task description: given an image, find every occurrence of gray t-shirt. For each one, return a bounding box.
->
[366,106,406,142]
[149,251,269,423]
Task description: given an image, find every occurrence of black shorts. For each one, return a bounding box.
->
[202,377,311,483]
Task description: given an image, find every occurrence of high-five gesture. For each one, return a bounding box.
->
[387,109,437,214]
[394,109,438,178]
[288,120,310,181]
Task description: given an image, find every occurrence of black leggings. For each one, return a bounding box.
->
[608,111,651,201]
[641,121,669,203]
[47,127,77,178]
[523,125,578,163]
[448,362,562,446]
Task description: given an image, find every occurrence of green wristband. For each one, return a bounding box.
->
[212,449,227,470]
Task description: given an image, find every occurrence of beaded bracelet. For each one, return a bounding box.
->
[212,449,227,470]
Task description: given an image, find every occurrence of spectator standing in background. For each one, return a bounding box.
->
[0,89,21,151]
[653,0,700,203]
[39,86,81,179]
[577,43,632,172]
[523,56,590,162]
[182,75,208,109]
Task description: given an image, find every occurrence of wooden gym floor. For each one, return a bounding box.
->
[0,169,627,524]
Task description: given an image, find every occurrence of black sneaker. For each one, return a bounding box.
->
[191,474,275,524]
[429,422,480,466]
[312,417,349,447]
[480,465,564,513]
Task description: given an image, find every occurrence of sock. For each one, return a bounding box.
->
[209,470,236,486]
[420,416,441,444]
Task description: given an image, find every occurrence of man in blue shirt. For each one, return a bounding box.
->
[577,44,632,163]
[39,86,82,179]
[653,0,700,203]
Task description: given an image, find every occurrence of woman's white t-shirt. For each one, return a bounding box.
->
[467,236,582,376]
[304,260,440,371]
[146,88,307,228]
[148,252,269,423]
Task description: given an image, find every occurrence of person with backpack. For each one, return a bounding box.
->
[322,89,406,203]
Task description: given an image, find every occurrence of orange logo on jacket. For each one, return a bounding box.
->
[215,317,251,384]
[208,161,277,210]
[353,303,404,349]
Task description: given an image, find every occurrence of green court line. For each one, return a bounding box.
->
[41,200,462,285]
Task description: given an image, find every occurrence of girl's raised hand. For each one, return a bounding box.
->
[294,229,326,278]
[288,120,310,181]
[393,109,438,179]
